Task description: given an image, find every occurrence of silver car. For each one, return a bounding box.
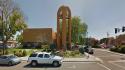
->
[0,55,21,66]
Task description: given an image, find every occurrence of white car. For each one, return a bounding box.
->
[28,52,63,67]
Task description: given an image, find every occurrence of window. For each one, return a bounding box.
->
[44,54,50,58]
[38,54,43,58]
[0,56,7,59]
[29,54,37,57]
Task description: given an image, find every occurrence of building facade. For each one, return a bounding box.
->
[23,28,56,48]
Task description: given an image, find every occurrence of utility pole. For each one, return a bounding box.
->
[107,32,110,48]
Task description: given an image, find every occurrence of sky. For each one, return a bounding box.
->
[15,0,125,40]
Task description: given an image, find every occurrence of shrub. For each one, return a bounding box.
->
[22,50,27,56]
[110,45,125,54]
[92,45,100,48]
[57,51,64,57]
[0,49,2,55]
[120,45,125,53]
[14,50,24,57]
[13,50,16,55]
[60,50,82,57]
[5,50,9,55]
[41,45,50,52]
[70,51,75,57]
[110,47,119,52]
[79,47,84,54]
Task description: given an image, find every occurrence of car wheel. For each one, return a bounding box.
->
[31,61,37,67]
[53,61,59,67]
[8,61,12,66]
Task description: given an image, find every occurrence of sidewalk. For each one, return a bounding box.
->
[20,53,102,63]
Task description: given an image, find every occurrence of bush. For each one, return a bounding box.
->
[5,50,9,55]
[110,45,125,54]
[120,45,125,53]
[0,49,9,55]
[13,50,27,57]
[0,50,2,55]
[57,51,64,57]
[70,51,76,57]
[110,47,119,52]
[22,50,27,56]
[59,50,82,58]
[79,47,84,54]
[13,50,16,55]
[92,45,100,48]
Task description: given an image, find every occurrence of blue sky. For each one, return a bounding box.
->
[15,0,125,39]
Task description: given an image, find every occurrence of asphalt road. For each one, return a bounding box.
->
[0,61,110,70]
[93,48,125,70]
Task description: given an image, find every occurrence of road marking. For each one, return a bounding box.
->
[109,61,125,70]
[97,63,111,70]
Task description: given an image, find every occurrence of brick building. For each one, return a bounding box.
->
[23,28,56,48]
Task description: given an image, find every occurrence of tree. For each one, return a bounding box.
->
[100,38,108,45]
[0,0,27,54]
[115,34,125,46]
[87,38,99,47]
[16,34,23,45]
[71,16,88,45]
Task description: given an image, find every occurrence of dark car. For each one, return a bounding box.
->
[84,46,94,54]
[0,55,21,66]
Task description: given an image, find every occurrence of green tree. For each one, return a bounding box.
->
[0,0,27,54]
[16,34,23,45]
[100,38,108,45]
[71,16,88,45]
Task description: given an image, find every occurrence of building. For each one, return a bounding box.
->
[0,40,17,48]
[23,28,56,48]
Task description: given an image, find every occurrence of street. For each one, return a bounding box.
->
[0,61,109,70]
[93,49,125,70]
[0,49,125,70]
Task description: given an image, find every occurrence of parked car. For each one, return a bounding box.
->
[0,55,21,66]
[28,52,63,67]
[84,46,94,54]
[88,48,94,54]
